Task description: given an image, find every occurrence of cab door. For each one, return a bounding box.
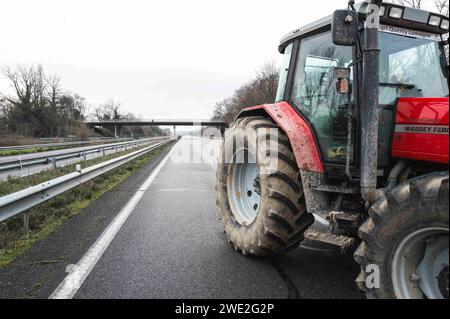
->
[288,31,355,165]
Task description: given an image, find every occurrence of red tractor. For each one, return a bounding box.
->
[216,0,449,299]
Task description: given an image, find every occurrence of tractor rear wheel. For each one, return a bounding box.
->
[354,172,449,299]
[216,116,314,256]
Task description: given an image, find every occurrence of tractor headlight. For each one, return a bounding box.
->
[389,7,403,19]
[428,15,441,27]
[441,19,449,30]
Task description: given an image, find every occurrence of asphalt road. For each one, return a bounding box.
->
[0,137,364,299]
[0,137,166,181]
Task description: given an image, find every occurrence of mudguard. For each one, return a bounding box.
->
[237,102,324,173]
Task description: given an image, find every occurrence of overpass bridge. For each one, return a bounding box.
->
[85,119,229,137]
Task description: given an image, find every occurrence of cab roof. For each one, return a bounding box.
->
[278,1,449,53]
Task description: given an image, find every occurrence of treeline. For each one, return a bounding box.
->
[0,65,163,139]
[0,65,87,138]
[212,62,279,122]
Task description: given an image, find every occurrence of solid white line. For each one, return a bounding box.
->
[49,141,178,299]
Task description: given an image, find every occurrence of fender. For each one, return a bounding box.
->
[237,102,324,173]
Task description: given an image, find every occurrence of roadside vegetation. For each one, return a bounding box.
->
[0,65,166,142]
[212,62,279,122]
[0,141,174,267]
[0,146,69,157]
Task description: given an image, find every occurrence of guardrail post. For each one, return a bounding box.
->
[18,156,23,170]
[52,157,57,169]
[83,152,87,161]
[102,148,106,156]
[23,211,30,232]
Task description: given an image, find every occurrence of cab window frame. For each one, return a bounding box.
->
[285,29,359,166]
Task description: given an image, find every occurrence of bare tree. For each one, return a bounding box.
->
[0,66,41,136]
[212,62,280,121]
[45,75,62,109]
[434,0,450,14]
[390,0,423,8]
[94,99,123,121]
[390,0,449,13]
[0,64,90,138]
[43,75,62,136]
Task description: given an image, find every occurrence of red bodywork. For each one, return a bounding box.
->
[238,102,325,173]
[392,98,449,165]
[238,98,448,173]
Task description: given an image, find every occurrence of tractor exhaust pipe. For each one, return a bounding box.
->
[361,0,383,204]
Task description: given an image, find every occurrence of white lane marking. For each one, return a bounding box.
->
[154,189,214,192]
[313,213,329,226]
[65,264,76,273]
[49,142,179,299]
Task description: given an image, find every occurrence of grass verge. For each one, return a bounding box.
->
[0,146,75,157]
[0,141,174,267]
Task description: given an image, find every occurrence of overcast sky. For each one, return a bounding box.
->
[0,0,430,120]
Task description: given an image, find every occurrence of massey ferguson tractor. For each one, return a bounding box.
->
[216,0,449,299]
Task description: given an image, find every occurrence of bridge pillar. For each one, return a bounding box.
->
[173,125,176,138]
[114,125,117,138]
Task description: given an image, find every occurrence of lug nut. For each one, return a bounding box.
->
[410,273,421,284]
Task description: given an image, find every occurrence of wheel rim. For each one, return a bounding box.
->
[228,149,261,226]
[392,227,449,299]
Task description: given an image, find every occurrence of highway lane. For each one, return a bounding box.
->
[65,137,363,299]
[0,137,364,299]
[0,137,167,181]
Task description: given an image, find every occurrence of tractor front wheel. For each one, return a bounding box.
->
[354,172,449,299]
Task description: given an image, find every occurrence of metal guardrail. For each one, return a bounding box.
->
[86,119,229,127]
[0,139,173,223]
[0,138,133,152]
[0,137,168,172]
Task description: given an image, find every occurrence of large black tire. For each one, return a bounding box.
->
[354,171,449,299]
[216,116,314,256]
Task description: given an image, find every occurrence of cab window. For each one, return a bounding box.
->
[275,43,293,102]
[290,31,354,164]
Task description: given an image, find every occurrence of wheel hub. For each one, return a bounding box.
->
[228,149,261,226]
[392,227,449,299]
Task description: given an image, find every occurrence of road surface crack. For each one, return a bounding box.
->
[269,258,301,299]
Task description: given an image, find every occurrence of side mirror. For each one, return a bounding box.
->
[332,10,359,46]
[334,67,352,94]
[336,78,351,94]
